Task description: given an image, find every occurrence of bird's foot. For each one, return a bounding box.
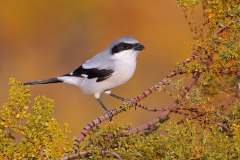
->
[122,98,137,110]
[105,110,113,121]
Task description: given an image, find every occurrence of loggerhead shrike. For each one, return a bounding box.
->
[24,36,145,120]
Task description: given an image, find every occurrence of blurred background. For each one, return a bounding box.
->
[0,1,202,137]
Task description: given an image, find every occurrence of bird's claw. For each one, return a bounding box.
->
[122,98,137,110]
[105,110,113,121]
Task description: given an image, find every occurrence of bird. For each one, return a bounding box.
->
[24,36,145,120]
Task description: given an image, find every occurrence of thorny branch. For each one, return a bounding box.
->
[128,72,201,134]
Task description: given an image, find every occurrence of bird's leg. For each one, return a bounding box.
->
[96,98,113,121]
[104,90,137,109]
[104,90,124,101]
[109,93,125,101]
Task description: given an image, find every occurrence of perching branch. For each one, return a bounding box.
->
[128,72,201,134]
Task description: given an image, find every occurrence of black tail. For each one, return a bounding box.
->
[24,78,62,86]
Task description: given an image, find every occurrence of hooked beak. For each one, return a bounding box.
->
[134,43,145,51]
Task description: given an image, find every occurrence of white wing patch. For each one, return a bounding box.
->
[81,74,88,78]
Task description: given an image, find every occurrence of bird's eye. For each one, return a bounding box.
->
[123,43,129,48]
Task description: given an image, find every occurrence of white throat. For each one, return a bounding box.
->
[111,50,139,63]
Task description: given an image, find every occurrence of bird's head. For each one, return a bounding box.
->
[110,37,145,59]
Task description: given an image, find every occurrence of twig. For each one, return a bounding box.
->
[60,151,89,160]
[111,152,123,160]
[213,4,239,39]
[101,150,123,160]
[170,109,191,117]
[177,113,205,124]
[136,103,166,112]
[181,5,195,41]
[213,17,236,39]
[136,104,198,115]
[60,150,122,160]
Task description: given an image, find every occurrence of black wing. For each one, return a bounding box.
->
[64,65,114,82]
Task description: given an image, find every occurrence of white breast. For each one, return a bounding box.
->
[110,50,138,86]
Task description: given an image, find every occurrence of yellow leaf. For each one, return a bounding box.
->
[16,113,20,118]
